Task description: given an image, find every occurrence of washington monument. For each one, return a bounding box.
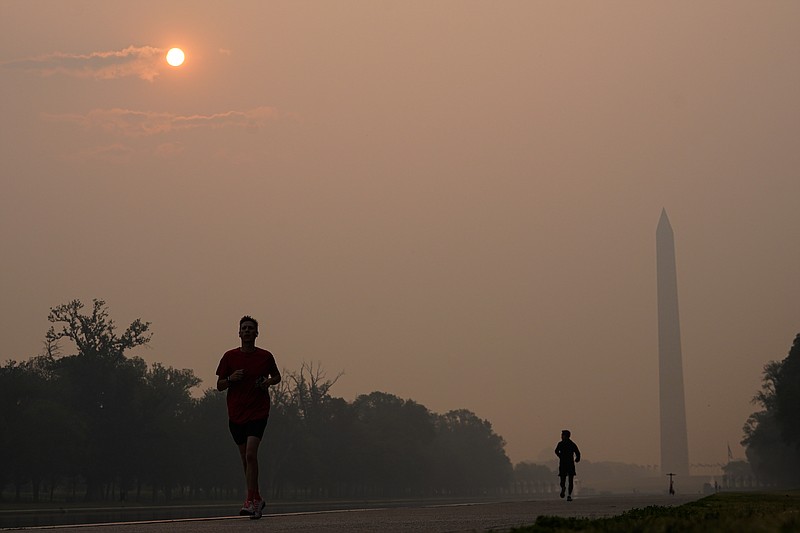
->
[656,209,690,476]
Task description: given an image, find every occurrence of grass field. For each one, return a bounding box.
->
[510,491,800,532]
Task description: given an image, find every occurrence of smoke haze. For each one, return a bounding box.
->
[2,1,799,469]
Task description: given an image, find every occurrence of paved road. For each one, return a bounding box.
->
[5,494,703,532]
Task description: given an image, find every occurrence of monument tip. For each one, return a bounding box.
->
[657,209,672,232]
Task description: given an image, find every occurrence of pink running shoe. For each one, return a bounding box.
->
[250,499,266,520]
[239,499,254,516]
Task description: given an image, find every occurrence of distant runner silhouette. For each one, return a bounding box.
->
[555,429,581,501]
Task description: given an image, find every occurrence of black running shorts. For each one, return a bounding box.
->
[228,417,269,445]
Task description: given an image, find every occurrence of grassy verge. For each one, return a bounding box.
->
[510,491,800,532]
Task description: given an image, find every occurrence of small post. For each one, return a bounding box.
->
[667,472,676,495]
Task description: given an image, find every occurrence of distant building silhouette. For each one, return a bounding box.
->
[656,209,690,476]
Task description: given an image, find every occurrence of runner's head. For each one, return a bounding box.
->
[239,315,259,342]
[239,315,259,330]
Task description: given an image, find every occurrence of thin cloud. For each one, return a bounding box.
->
[3,46,165,81]
[43,107,282,137]
[71,143,135,163]
[154,142,185,158]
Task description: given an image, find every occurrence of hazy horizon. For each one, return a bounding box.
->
[2,1,799,470]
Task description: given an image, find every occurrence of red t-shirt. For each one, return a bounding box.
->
[216,347,279,424]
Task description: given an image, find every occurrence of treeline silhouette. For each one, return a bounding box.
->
[1,299,554,503]
[741,333,800,487]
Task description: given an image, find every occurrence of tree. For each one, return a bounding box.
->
[351,391,435,496]
[265,362,349,498]
[3,300,521,502]
[46,299,151,361]
[45,299,153,500]
[742,333,800,486]
[184,389,240,499]
[431,409,513,495]
[722,460,754,488]
[513,462,556,494]
[772,334,800,447]
[0,355,86,502]
[134,363,201,500]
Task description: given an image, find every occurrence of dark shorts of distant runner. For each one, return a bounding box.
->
[559,464,576,477]
[229,417,269,445]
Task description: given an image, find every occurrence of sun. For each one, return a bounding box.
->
[166,48,185,67]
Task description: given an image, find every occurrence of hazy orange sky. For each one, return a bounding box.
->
[2,1,798,470]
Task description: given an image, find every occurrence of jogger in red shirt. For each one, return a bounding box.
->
[216,316,281,520]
